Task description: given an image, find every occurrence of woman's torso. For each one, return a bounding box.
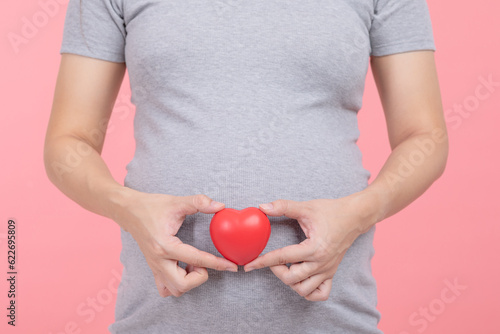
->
[112,1,380,333]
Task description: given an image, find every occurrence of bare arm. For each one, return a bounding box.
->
[44,54,237,298]
[44,53,130,221]
[360,50,449,227]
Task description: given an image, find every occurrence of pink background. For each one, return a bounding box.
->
[1,0,499,333]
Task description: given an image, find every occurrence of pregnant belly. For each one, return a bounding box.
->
[123,147,369,258]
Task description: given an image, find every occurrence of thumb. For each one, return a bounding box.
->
[258,199,306,220]
[176,194,225,216]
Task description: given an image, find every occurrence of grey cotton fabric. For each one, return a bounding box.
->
[59,1,436,333]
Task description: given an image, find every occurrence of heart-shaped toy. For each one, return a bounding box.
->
[210,207,271,265]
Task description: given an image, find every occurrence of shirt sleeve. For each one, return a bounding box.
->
[59,0,126,63]
[369,0,436,57]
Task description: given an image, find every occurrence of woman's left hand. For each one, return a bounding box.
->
[243,192,379,301]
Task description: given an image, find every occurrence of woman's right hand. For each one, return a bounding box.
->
[112,189,238,297]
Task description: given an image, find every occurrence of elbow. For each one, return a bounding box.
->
[433,126,449,180]
[43,135,57,185]
[402,125,449,181]
[43,133,68,186]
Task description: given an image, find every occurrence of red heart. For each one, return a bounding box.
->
[210,207,271,265]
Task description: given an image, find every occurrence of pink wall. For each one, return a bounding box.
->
[1,1,498,333]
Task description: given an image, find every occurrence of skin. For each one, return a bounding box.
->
[243,50,449,301]
[44,50,448,300]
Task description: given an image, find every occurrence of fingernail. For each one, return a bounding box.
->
[245,266,255,272]
[259,203,273,210]
[227,266,238,272]
[210,201,224,208]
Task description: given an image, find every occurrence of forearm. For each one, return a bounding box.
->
[353,128,449,231]
[43,135,137,227]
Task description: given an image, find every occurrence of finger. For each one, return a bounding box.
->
[158,260,184,297]
[301,248,345,301]
[162,259,209,297]
[258,199,307,220]
[304,278,333,302]
[270,261,321,285]
[167,242,238,272]
[175,194,225,216]
[185,263,195,272]
[186,263,207,277]
[291,274,329,298]
[185,263,210,277]
[244,242,314,271]
[153,272,172,298]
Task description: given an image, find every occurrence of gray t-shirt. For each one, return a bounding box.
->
[60,1,435,333]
